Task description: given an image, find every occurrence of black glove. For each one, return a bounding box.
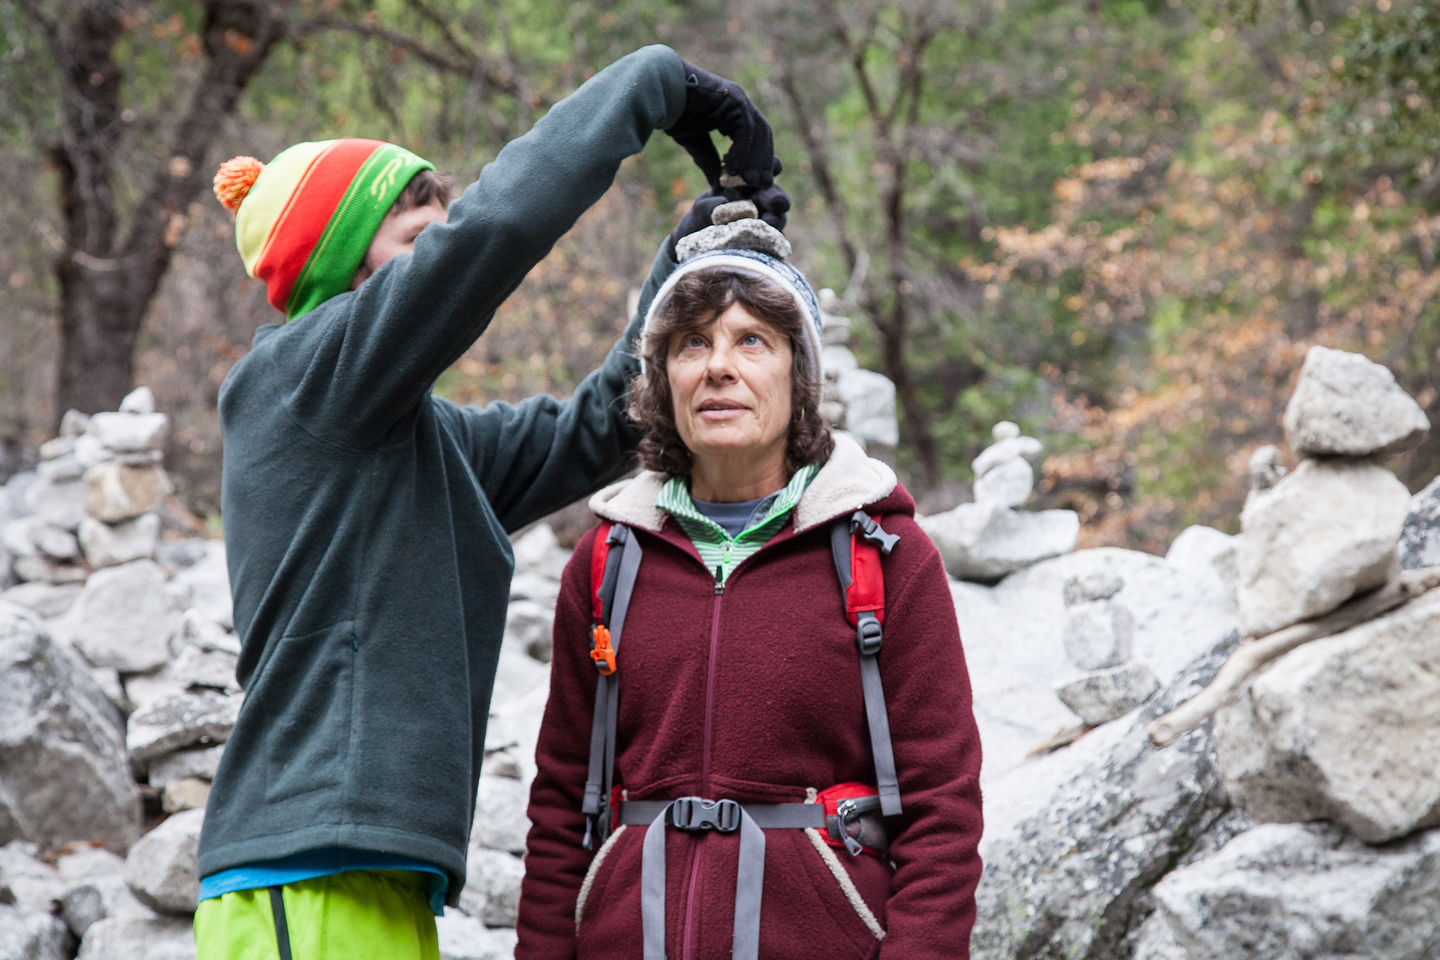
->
[666,183,792,260]
[666,60,778,191]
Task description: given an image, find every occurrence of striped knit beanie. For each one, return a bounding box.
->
[213,139,434,320]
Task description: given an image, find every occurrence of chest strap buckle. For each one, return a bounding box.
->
[667,796,742,833]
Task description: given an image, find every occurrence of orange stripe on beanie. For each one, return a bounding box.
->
[213,139,434,320]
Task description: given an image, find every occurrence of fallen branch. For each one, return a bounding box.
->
[1148,568,1440,748]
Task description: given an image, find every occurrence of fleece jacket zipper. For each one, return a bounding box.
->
[682,570,725,960]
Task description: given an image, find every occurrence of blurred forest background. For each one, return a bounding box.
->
[0,0,1436,551]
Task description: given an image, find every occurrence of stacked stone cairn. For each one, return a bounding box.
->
[1134,345,1440,958]
[918,421,1080,582]
[0,381,553,958]
[1053,571,1158,726]
[816,288,899,452]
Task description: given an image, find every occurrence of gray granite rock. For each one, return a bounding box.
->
[1215,587,1440,843]
[147,746,226,790]
[126,690,241,765]
[972,456,1034,508]
[504,598,555,664]
[1056,660,1160,726]
[674,218,792,261]
[118,387,155,416]
[0,904,71,960]
[1061,599,1135,670]
[78,514,159,569]
[84,412,169,455]
[1153,822,1440,960]
[1401,475,1440,570]
[0,582,82,619]
[971,434,1044,480]
[75,914,195,960]
[24,476,86,531]
[124,808,202,915]
[919,501,1078,583]
[473,774,531,855]
[1063,571,1126,606]
[831,367,898,448]
[1164,524,1238,595]
[467,848,525,928]
[0,605,140,851]
[65,560,176,673]
[1283,345,1430,457]
[437,912,519,960]
[56,846,153,937]
[1237,458,1409,637]
[973,636,1242,960]
[82,462,173,524]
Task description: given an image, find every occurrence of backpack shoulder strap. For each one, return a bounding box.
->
[581,522,641,848]
[829,511,903,817]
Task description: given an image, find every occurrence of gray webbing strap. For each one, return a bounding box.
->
[618,800,825,829]
[581,524,642,848]
[856,617,902,817]
[638,800,769,960]
[830,516,903,818]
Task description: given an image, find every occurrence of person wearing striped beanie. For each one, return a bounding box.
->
[194,46,790,960]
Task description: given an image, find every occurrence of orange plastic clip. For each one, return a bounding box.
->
[590,624,616,675]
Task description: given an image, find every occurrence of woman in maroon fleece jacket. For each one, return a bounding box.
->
[516,227,982,960]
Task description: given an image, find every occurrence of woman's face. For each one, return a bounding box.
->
[667,301,794,473]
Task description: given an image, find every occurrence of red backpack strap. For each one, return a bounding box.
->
[829,511,902,817]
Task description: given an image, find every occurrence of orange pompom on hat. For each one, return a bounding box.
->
[213,139,433,320]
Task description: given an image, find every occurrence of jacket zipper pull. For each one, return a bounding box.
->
[714,565,724,595]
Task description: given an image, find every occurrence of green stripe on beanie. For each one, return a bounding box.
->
[286,143,434,320]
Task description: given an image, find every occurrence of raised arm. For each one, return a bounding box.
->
[269,46,715,444]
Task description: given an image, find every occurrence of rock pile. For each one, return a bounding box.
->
[918,421,1080,582]
[1236,345,1424,638]
[1054,572,1159,726]
[817,288,899,452]
[2,344,1438,960]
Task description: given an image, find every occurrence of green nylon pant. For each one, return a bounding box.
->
[193,869,440,960]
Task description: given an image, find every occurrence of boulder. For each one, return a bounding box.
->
[1164,525,1238,594]
[1237,458,1408,637]
[124,808,203,915]
[84,412,170,455]
[1055,660,1160,726]
[1061,599,1135,670]
[78,514,160,569]
[504,599,555,664]
[147,746,226,790]
[164,542,232,631]
[971,433,1044,479]
[126,690,241,765]
[831,367,898,448]
[0,582,82,620]
[23,476,87,532]
[1153,823,1440,960]
[920,501,1079,583]
[65,560,176,673]
[0,605,140,851]
[972,456,1034,508]
[466,848,525,928]
[473,773,531,856]
[958,547,1237,784]
[1283,345,1429,457]
[0,904,71,960]
[56,846,154,937]
[82,462,173,524]
[972,636,1242,960]
[1215,587,1440,843]
[118,387,155,415]
[1063,571,1124,606]
[437,912,519,960]
[75,915,196,960]
[511,523,569,582]
[1401,475,1440,571]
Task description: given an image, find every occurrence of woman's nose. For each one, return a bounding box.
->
[704,344,738,380]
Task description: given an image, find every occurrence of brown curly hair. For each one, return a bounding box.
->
[628,268,833,478]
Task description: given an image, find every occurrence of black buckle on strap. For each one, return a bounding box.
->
[850,511,899,555]
[856,611,884,656]
[667,797,741,833]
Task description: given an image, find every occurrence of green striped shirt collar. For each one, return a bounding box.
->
[657,464,818,584]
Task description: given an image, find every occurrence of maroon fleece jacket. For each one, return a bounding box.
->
[516,470,983,960]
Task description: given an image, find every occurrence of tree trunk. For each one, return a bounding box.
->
[48,0,283,421]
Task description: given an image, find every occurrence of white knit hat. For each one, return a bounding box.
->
[640,246,825,388]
